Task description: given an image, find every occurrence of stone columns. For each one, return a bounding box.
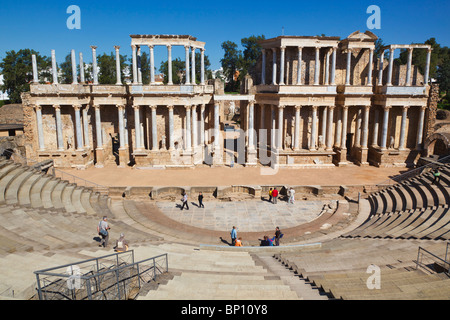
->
[191,47,196,85]
[118,105,125,149]
[168,105,174,150]
[340,106,348,150]
[310,106,318,150]
[149,45,155,84]
[277,105,284,150]
[79,52,85,83]
[35,105,45,151]
[137,46,142,84]
[261,49,266,85]
[279,46,286,85]
[387,48,395,86]
[185,46,191,85]
[167,45,173,85]
[297,47,303,85]
[424,48,432,85]
[132,45,138,84]
[114,46,121,85]
[51,50,58,84]
[372,108,379,147]
[354,108,362,147]
[150,106,157,151]
[54,105,64,151]
[94,105,103,149]
[71,49,78,84]
[82,106,90,149]
[314,47,320,85]
[214,103,220,149]
[416,105,427,150]
[74,105,84,151]
[271,105,276,149]
[380,106,391,150]
[321,106,328,147]
[330,47,337,85]
[367,48,374,86]
[294,105,301,150]
[406,48,413,86]
[200,49,205,85]
[192,105,198,149]
[326,106,335,151]
[378,50,385,86]
[200,104,205,147]
[345,49,352,85]
[335,107,342,148]
[248,101,255,150]
[133,105,142,150]
[271,48,277,85]
[325,49,330,85]
[185,106,192,151]
[259,104,265,130]
[32,54,38,83]
[399,106,409,150]
[361,105,370,148]
[91,46,98,85]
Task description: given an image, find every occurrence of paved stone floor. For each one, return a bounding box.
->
[155,199,331,232]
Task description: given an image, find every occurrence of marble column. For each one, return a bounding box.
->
[54,105,64,151]
[114,46,121,85]
[406,48,413,86]
[51,50,58,84]
[271,105,276,149]
[71,49,78,84]
[133,105,142,150]
[277,105,284,150]
[118,105,125,149]
[79,52,85,83]
[94,105,103,148]
[248,101,255,150]
[314,47,320,85]
[185,106,192,151]
[321,106,328,147]
[361,105,370,148]
[271,48,277,85]
[261,49,266,85]
[310,106,318,150]
[279,46,286,85]
[185,46,191,85]
[200,104,205,147]
[330,47,337,85]
[341,106,349,150]
[399,106,409,150]
[325,49,330,85]
[214,103,220,148]
[335,107,342,148]
[424,48,432,85]
[326,106,335,151]
[367,49,374,86]
[167,45,173,85]
[200,49,205,85]
[132,45,138,84]
[294,105,301,150]
[297,47,303,85]
[191,47,196,85]
[150,106,157,151]
[378,50,385,86]
[137,46,143,84]
[149,45,155,84]
[74,105,84,150]
[82,106,90,149]
[345,49,352,85]
[32,54,38,83]
[259,104,265,130]
[387,48,395,86]
[91,46,98,85]
[371,108,379,147]
[168,105,174,150]
[380,106,391,150]
[354,107,362,147]
[35,105,45,151]
[416,105,427,150]
[192,105,198,148]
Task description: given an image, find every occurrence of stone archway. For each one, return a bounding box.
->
[424,132,450,157]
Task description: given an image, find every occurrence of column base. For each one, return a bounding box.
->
[245,148,258,167]
[95,148,105,167]
[118,148,129,167]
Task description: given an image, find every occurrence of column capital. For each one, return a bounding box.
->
[200,104,205,111]
[295,105,302,110]
[297,46,303,50]
[73,104,82,110]
[420,105,427,111]
[131,44,136,49]
[93,104,100,109]
[53,104,61,110]
[271,47,277,52]
[148,45,154,49]
[311,105,318,111]
[200,47,205,53]
[184,45,190,50]
[166,44,172,49]
[114,45,120,50]
[383,105,392,110]
[185,105,192,110]
[248,100,256,106]
[364,105,371,110]
[117,105,125,110]
[90,45,97,50]
[407,47,414,53]
[167,105,174,110]
[278,104,286,109]
[150,105,157,110]
[402,105,410,110]
[191,104,197,111]
[329,105,336,110]
[280,46,286,51]
[132,104,140,110]
[191,47,196,52]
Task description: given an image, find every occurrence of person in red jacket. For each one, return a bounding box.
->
[272,188,279,204]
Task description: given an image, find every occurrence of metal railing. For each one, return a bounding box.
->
[416,245,450,274]
[34,250,168,300]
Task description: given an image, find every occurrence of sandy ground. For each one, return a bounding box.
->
[55,164,409,187]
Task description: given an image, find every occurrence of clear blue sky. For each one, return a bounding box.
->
[1,0,449,71]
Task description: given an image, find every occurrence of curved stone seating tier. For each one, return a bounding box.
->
[275,238,450,299]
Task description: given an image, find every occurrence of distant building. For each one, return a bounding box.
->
[0,75,9,101]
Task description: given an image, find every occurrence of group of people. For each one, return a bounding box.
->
[268,187,295,204]
[230,226,283,247]
[97,216,129,252]
[180,192,204,210]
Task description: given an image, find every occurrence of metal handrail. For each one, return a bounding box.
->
[416,246,450,274]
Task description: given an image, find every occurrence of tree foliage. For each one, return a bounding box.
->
[97,52,128,84]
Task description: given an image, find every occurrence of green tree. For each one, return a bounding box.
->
[59,53,73,84]
[220,40,243,92]
[159,57,186,84]
[97,52,128,84]
[240,35,265,79]
[0,49,51,103]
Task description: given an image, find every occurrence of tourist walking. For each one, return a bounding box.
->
[274,227,283,246]
[268,188,273,202]
[181,192,189,210]
[432,168,441,185]
[288,187,295,204]
[230,226,237,246]
[97,216,110,248]
[198,192,204,208]
[272,188,279,204]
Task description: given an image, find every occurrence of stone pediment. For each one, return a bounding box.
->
[346,30,378,41]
